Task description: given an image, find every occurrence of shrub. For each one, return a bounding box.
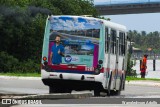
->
[17,59,40,73]
[0,51,40,73]
[0,51,19,72]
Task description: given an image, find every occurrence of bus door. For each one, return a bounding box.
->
[103,27,110,89]
[114,34,119,89]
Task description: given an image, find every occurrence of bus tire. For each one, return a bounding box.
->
[49,86,72,93]
[49,86,56,93]
[63,89,72,93]
[94,89,101,96]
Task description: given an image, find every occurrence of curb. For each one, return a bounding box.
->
[0,76,41,80]
[0,93,93,100]
[23,93,93,99]
[125,81,160,87]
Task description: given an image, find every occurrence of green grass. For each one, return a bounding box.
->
[0,73,160,81]
[126,76,160,81]
[0,72,41,77]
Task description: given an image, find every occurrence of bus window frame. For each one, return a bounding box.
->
[111,29,117,55]
[105,27,109,53]
[119,32,126,56]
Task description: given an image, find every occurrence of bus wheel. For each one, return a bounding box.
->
[49,86,72,93]
[61,89,72,93]
[94,89,101,96]
[49,86,57,93]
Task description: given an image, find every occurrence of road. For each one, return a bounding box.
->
[0,78,160,106]
[0,78,48,94]
[0,78,160,97]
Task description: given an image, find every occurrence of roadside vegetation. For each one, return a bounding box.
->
[0,73,160,82]
[0,0,160,75]
[0,72,40,77]
[126,76,160,81]
[0,0,98,73]
[128,30,160,53]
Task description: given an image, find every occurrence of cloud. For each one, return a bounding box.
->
[66,20,75,29]
[51,18,85,30]
[75,22,85,29]
[51,18,58,23]
[50,16,101,30]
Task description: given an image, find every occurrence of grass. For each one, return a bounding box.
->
[126,76,160,81]
[0,73,160,81]
[0,72,41,77]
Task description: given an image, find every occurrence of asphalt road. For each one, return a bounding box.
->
[1,78,160,106]
[0,78,160,97]
[0,79,48,94]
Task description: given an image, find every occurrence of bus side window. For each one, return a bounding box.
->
[119,32,125,56]
[116,39,118,54]
[107,33,109,53]
[111,29,116,54]
[119,33,121,55]
[105,27,109,53]
[121,33,124,55]
[123,33,126,55]
[93,29,100,38]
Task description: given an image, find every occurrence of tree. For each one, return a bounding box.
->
[0,0,98,72]
[127,30,160,53]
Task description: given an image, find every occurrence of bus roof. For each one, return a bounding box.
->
[50,15,127,32]
[102,20,127,32]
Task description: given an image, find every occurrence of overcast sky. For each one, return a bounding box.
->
[94,0,160,33]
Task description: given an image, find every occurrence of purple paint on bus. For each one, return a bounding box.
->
[93,44,99,67]
[48,42,54,64]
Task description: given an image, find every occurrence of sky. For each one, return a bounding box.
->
[94,0,160,33]
[50,16,101,30]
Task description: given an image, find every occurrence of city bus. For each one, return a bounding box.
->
[41,15,129,96]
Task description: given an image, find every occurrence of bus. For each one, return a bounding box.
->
[41,15,129,96]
